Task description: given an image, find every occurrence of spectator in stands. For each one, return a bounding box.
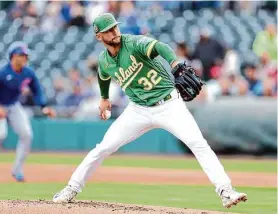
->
[257,52,277,79]
[222,47,240,76]
[225,1,262,14]
[73,95,99,120]
[22,2,39,31]
[257,53,277,97]
[85,1,108,25]
[135,1,163,13]
[31,1,48,17]
[119,1,136,18]
[107,1,121,16]
[68,67,82,87]
[82,75,95,98]
[243,63,263,96]
[63,84,85,107]
[176,42,191,64]
[67,1,86,28]
[60,1,86,28]
[260,1,277,12]
[159,1,187,12]
[86,54,98,76]
[238,1,261,14]
[41,2,63,33]
[193,28,226,81]
[190,59,203,78]
[60,2,72,24]
[135,1,192,14]
[0,1,14,10]
[209,59,223,80]
[192,1,223,11]
[49,77,69,106]
[118,1,141,35]
[8,0,28,20]
[197,72,248,103]
[218,73,248,96]
[253,23,277,61]
[262,74,277,97]
[72,75,98,120]
[8,1,40,32]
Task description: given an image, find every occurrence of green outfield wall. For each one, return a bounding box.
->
[4,119,183,154]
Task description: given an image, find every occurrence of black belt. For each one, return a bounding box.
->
[151,94,172,106]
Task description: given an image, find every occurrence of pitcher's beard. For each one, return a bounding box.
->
[103,37,121,47]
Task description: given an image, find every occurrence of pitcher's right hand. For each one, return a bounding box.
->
[99,99,112,120]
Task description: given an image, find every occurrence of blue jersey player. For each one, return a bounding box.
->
[0,41,55,182]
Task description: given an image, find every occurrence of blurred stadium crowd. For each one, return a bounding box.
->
[0,0,277,119]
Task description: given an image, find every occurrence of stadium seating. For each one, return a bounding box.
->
[0,9,276,100]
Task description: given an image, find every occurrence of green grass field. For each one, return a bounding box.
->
[0,153,276,214]
[0,153,276,172]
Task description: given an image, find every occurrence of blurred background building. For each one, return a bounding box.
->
[0,1,276,155]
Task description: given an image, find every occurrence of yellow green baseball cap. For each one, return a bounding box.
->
[93,13,120,33]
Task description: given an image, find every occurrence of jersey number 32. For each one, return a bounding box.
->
[138,70,162,91]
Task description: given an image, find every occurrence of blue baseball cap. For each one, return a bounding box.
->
[7,41,30,60]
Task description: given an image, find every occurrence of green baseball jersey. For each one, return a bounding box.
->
[98,34,175,106]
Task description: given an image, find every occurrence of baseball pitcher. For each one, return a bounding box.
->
[53,13,247,208]
[0,41,55,182]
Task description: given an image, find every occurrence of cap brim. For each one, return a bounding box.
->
[13,49,30,56]
[100,22,121,33]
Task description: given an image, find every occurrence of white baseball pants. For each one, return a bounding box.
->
[69,90,231,192]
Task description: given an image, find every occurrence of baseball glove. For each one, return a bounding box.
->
[172,62,204,102]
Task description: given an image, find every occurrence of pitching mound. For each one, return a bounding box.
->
[0,200,240,214]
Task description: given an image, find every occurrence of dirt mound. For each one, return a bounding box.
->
[0,200,240,214]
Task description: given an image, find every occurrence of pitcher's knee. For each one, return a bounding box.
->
[94,142,119,157]
[187,138,211,151]
[18,129,33,143]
